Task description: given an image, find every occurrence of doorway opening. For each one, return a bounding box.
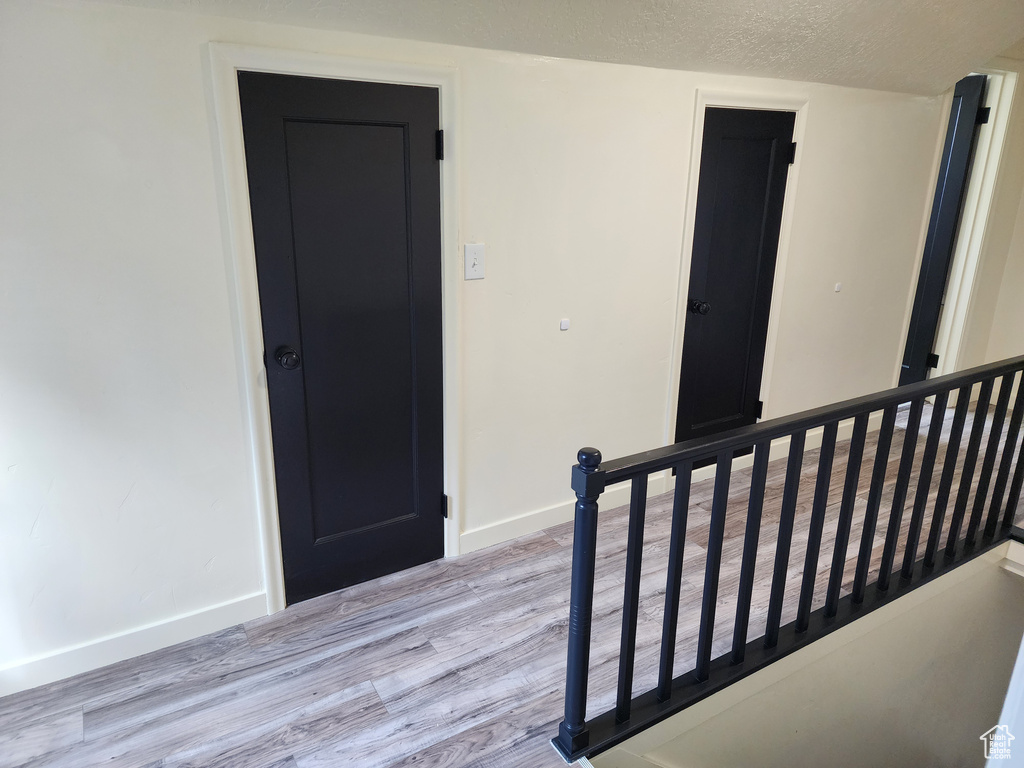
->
[206,45,461,614]
[237,72,446,604]
[673,106,797,453]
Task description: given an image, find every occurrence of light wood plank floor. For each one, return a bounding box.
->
[2,400,1022,767]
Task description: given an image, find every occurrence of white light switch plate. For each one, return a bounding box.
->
[465,244,485,280]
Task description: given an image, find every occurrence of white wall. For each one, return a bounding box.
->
[986,59,1024,364]
[957,56,1024,370]
[0,0,946,692]
[989,188,1024,363]
[593,545,1024,768]
[950,50,1024,370]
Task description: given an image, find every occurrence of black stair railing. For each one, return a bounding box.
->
[553,354,1024,762]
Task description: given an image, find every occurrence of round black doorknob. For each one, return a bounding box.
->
[275,346,301,370]
[688,299,712,316]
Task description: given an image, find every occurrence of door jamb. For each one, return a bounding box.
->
[664,89,809,451]
[205,43,462,615]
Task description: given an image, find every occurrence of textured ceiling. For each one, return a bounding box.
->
[99,0,1024,94]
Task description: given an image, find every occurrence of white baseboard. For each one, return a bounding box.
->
[459,414,885,555]
[459,473,676,554]
[0,591,267,697]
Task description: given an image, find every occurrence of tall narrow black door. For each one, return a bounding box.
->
[900,74,987,386]
[238,72,445,604]
[675,108,795,445]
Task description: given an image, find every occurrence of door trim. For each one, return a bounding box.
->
[205,43,462,615]
[664,89,808,449]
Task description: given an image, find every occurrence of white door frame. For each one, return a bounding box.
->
[664,88,809,457]
[205,43,463,614]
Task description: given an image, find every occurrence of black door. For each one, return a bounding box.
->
[675,108,795,445]
[238,72,445,605]
[899,74,987,386]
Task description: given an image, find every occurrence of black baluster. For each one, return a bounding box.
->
[946,378,994,557]
[555,448,604,757]
[967,374,1014,545]
[825,414,869,617]
[615,474,648,723]
[993,373,1024,533]
[1004,435,1024,530]
[658,461,693,702]
[765,432,806,648]
[732,441,770,663]
[852,406,897,603]
[877,399,923,591]
[902,391,949,577]
[695,451,733,681]
[925,385,971,567]
[797,421,838,631]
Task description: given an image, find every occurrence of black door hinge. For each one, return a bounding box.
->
[436,130,444,161]
[784,142,797,165]
[926,352,940,369]
[441,492,449,518]
[756,400,764,419]
[977,106,991,125]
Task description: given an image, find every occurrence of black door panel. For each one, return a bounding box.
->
[675,108,795,445]
[238,73,444,604]
[900,74,987,386]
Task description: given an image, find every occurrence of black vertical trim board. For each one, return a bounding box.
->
[900,74,987,386]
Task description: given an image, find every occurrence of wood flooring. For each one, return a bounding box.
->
[2,399,1022,767]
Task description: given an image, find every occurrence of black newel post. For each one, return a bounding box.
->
[554,447,604,760]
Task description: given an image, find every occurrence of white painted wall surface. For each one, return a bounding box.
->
[986,79,1024,364]
[988,184,1024,363]
[958,55,1024,370]
[592,545,1024,768]
[0,0,946,690]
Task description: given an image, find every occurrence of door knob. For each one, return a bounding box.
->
[275,346,301,370]
[689,299,712,316]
